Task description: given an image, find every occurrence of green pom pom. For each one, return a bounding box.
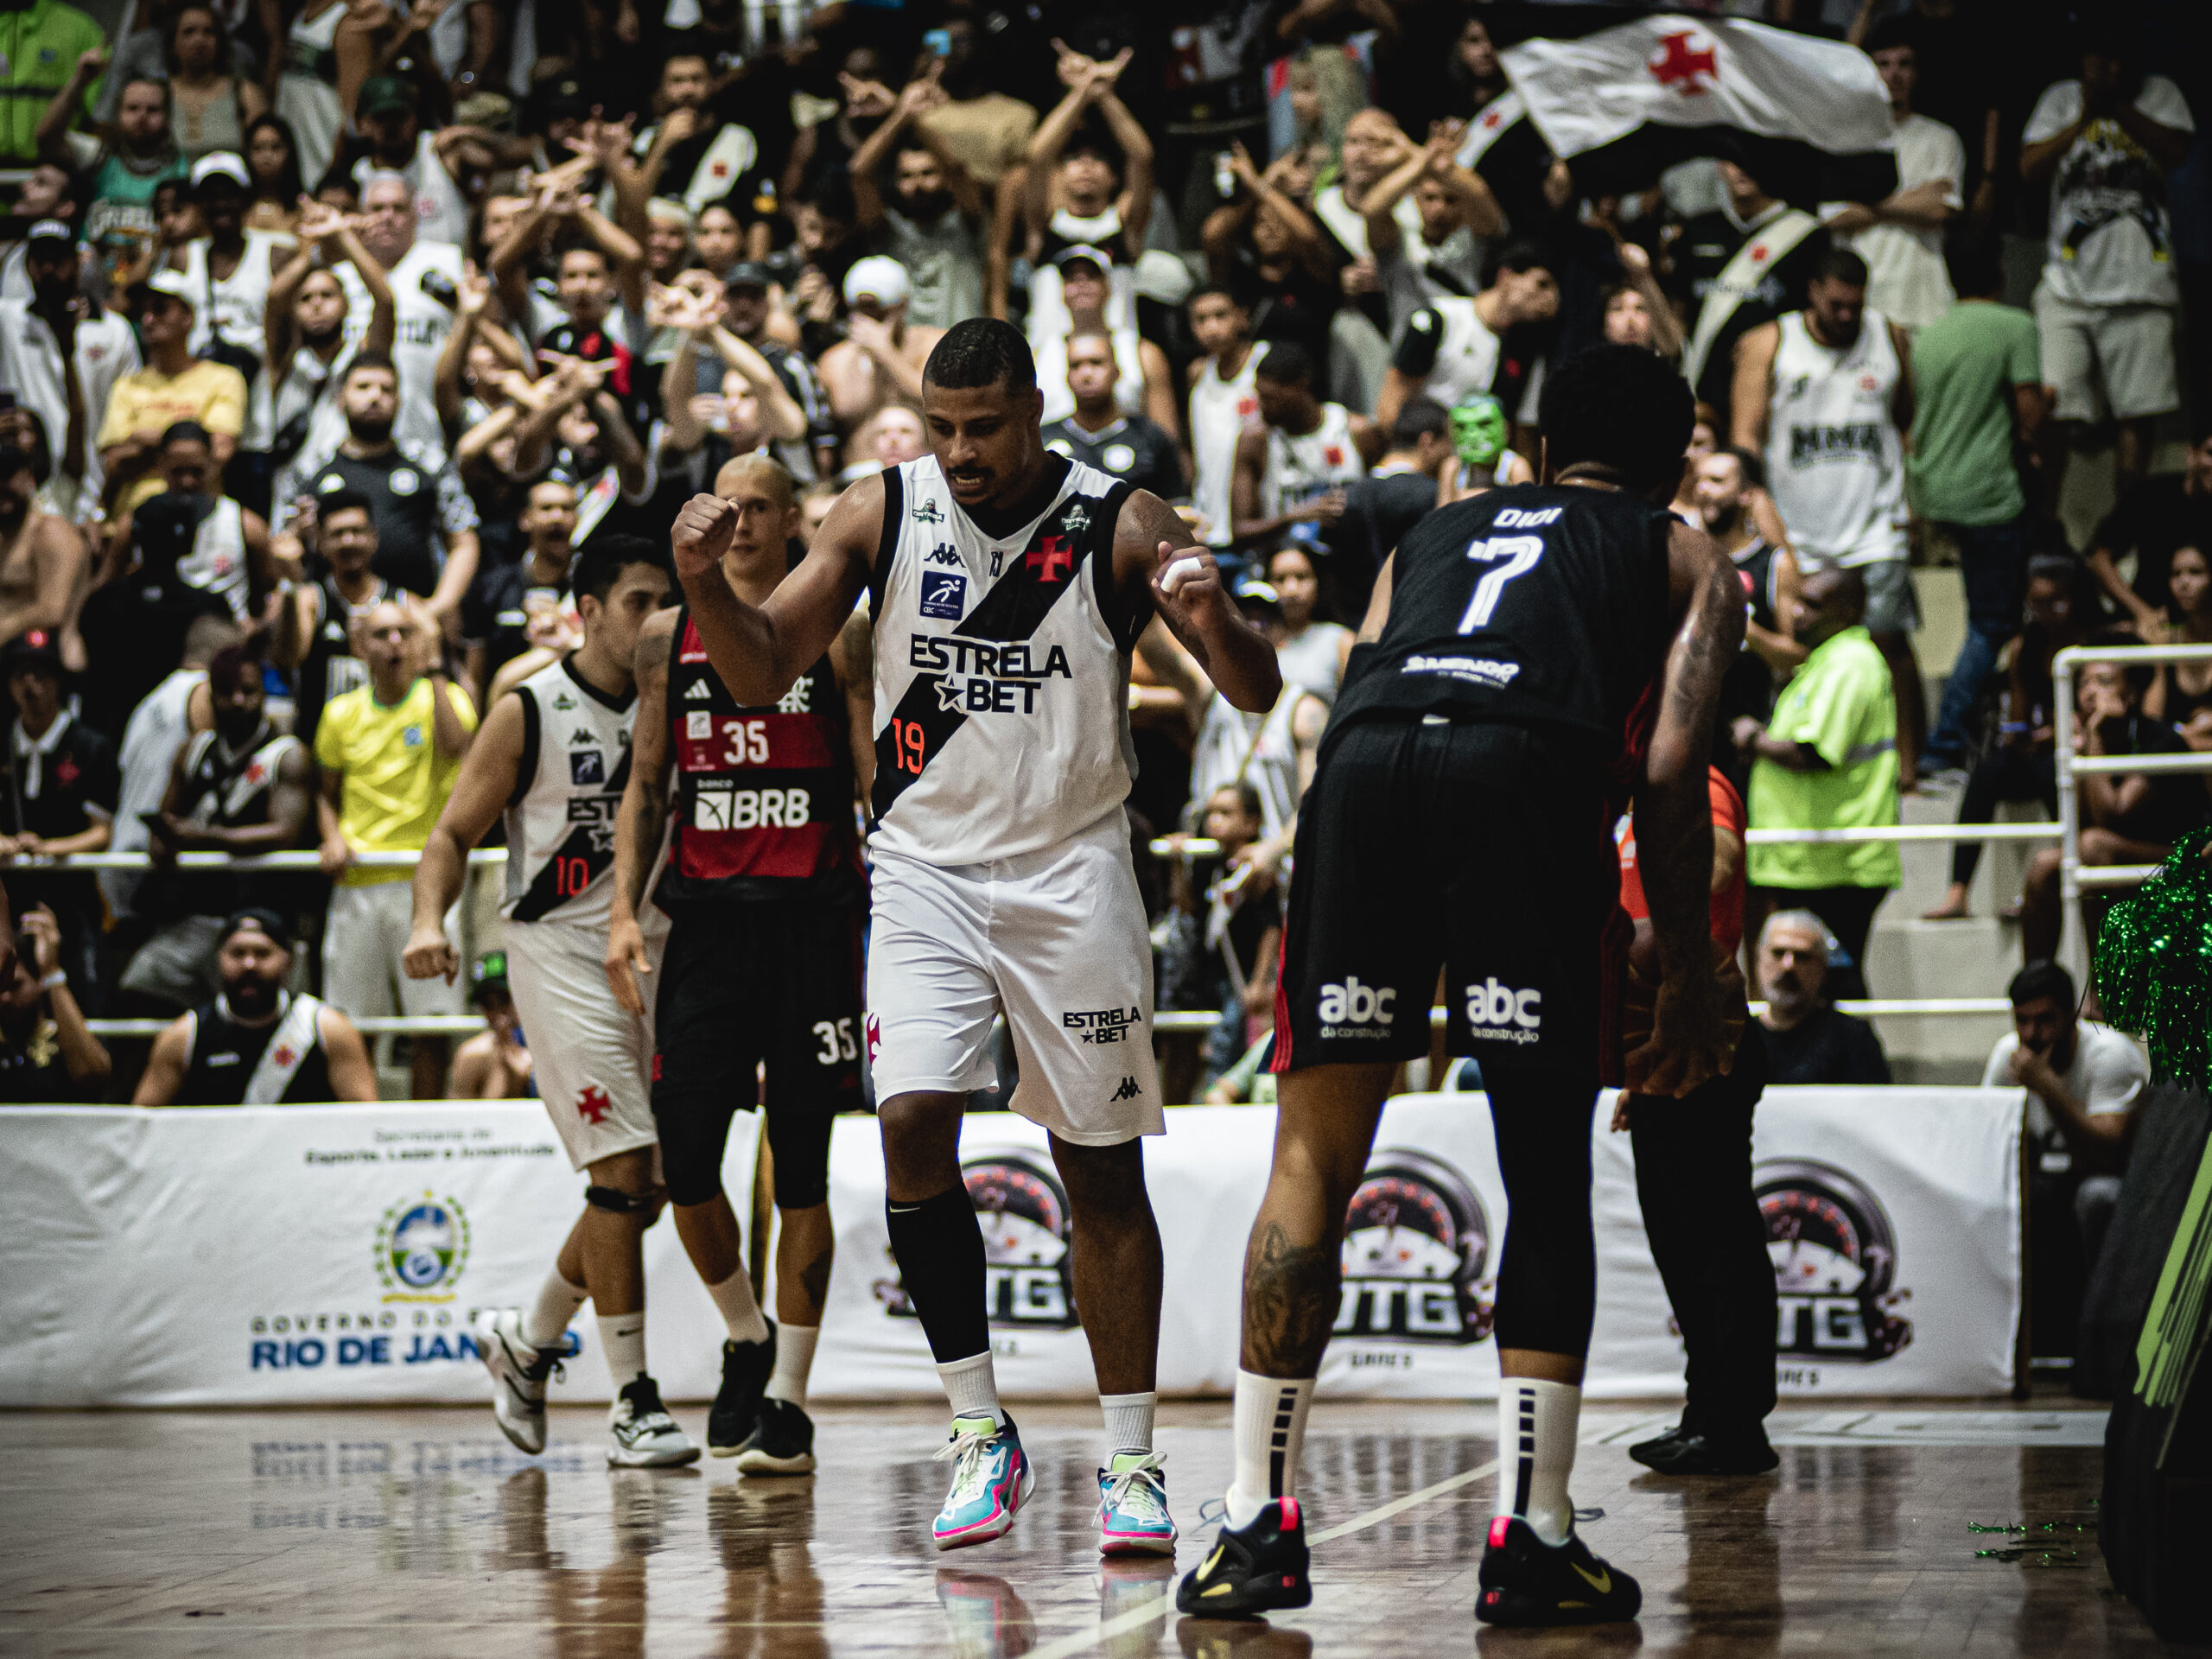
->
[2094,826,2212,1084]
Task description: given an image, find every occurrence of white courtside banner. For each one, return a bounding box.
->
[0,1088,2019,1407]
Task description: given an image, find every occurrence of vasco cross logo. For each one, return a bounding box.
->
[374,1192,471,1302]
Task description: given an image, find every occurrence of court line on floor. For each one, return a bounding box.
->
[1024,1456,1503,1659]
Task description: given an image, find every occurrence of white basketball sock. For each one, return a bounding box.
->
[706,1268,772,1345]
[1495,1377,1580,1547]
[524,1269,586,1351]
[1100,1390,1156,1459]
[1227,1370,1313,1528]
[597,1313,647,1388]
[938,1351,1003,1429]
[765,1324,818,1408]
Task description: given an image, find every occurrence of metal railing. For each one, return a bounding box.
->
[2053,644,2212,974]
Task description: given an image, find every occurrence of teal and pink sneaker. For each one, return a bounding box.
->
[1096,1452,1177,1555]
[931,1414,1033,1550]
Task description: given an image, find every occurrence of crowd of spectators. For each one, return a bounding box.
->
[0,0,2201,1106]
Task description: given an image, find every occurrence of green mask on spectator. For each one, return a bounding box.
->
[1450,395,1508,469]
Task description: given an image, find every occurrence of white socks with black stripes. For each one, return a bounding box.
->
[1226,1370,1314,1528]
[1495,1377,1580,1546]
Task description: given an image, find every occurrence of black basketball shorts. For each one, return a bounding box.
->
[1272,717,1623,1080]
[652,903,866,1208]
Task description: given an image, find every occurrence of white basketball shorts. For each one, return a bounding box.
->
[865,807,1163,1145]
[506,915,665,1172]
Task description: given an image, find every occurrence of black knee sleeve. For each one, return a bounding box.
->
[885,1181,990,1363]
[765,1103,834,1210]
[1487,1071,1599,1357]
[653,1089,741,1208]
[584,1184,658,1215]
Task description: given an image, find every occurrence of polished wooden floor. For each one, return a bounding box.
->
[0,1400,2189,1656]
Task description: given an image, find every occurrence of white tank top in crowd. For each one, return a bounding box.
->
[353,133,473,251]
[869,454,1138,868]
[337,240,463,459]
[501,657,635,929]
[1262,402,1364,519]
[1765,308,1908,569]
[1188,344,1265,547]
[179,496,251,621]
[278,0,346,188]
[1189,683,1309,841]
[180,232,284,450]
[1027,205,1136,346]
[1417,294,1510,412]
[1035,323,1147,427]
[1274,620,1351,706]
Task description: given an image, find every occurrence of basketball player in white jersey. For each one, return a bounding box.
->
[1730,247,1920,782]
[400,535,696,1469]
[668,318,1281,1553]
[1186,285,1265,548]
[1230,340,1381,550]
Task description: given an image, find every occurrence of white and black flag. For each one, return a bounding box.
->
[1493,15,1899,206]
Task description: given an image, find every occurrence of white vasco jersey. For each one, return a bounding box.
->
[1262,401,1365,520]
[502,656,634,928]
[869,454,1142,867]
[1766,308,1908,569]
[178,496,251,621]
[1189,344,1265,547]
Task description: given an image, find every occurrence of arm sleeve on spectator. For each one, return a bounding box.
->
[1392,308,1444,379]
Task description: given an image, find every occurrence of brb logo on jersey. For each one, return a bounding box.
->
[918,571,967,620]
[877,1154,1080,1331]
[1337,1150,1494,1345]
[1758,1159,1912,1363]
[1465,978,1541,1046]
[1319,976,1395,1039]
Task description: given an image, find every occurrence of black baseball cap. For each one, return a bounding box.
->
[2,629,61,675]
[471,950,510,1002]
[219,907,292,950]
[724,261,773,291]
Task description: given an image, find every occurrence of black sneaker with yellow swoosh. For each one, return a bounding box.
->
[1174,1497,1311,1620]
[1475,1516,1642,1626]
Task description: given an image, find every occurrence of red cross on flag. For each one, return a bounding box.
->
[1497,16,1897,206]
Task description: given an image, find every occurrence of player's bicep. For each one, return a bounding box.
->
[627,615,676,782]
[1357,554,1395,643]
[762,480,880,663]
[436,692,526,844]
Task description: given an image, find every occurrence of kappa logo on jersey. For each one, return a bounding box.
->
[1465,977,1541,1044]
[912,498,944,524]
[567,728,596,746]
[1064,1006,1142,1046]
[1319,976,1395,1037]
[569,749,605,785]
[683,681,711,700]
[1110,1076,1141,1102]
[1027,535,1074,582]
[918,571,967,620]
[924,543,963,567]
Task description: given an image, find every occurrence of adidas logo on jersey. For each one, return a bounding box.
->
[1465,978,1542,1044]
[1319,976,1395,1036]
[684,681,711,700]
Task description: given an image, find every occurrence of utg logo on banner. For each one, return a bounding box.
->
[877,1154,1081,1332]
[1335,1149,1495,1345]
[1758,1159,1912,1363]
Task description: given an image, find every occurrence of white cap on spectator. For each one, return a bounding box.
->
[842,255,911,310]
[1134,249,1193,308]
[1052,243,1113,273]
[135,268,196,309]
[24,219,73,248]
[190,151,250,190]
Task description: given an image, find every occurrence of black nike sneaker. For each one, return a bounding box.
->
[1476,1516,1642,1626]
[735,1395,817,1476]
[1175,1497,1311,1620]
[707,1325,776,1457]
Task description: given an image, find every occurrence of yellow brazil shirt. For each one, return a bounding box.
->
[93,359,249,512]
[1746,625,1902,892]
[314,677,477,887]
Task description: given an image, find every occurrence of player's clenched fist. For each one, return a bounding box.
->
[671,493,739,584]
[1152,541,1230,630]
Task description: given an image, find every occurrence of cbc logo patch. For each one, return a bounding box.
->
[878,1154,1080,1331]
[1758,1160,1911,1362]
[1336,1149,1493,1344]
[1465,977,1541,1047]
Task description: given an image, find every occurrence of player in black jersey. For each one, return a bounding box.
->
[1179,346,1747,1629]
[607,453,874,1474]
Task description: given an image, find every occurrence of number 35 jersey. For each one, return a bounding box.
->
[656,606,865,912]
[502,655,639,927]
[1332,484,1675,760]
[868,454,1143,866]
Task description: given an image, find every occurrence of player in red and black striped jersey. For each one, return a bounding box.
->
[607,453,874,1474]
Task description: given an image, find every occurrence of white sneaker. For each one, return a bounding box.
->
[474,1308,561,1456]
[607,1376,702,1467]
